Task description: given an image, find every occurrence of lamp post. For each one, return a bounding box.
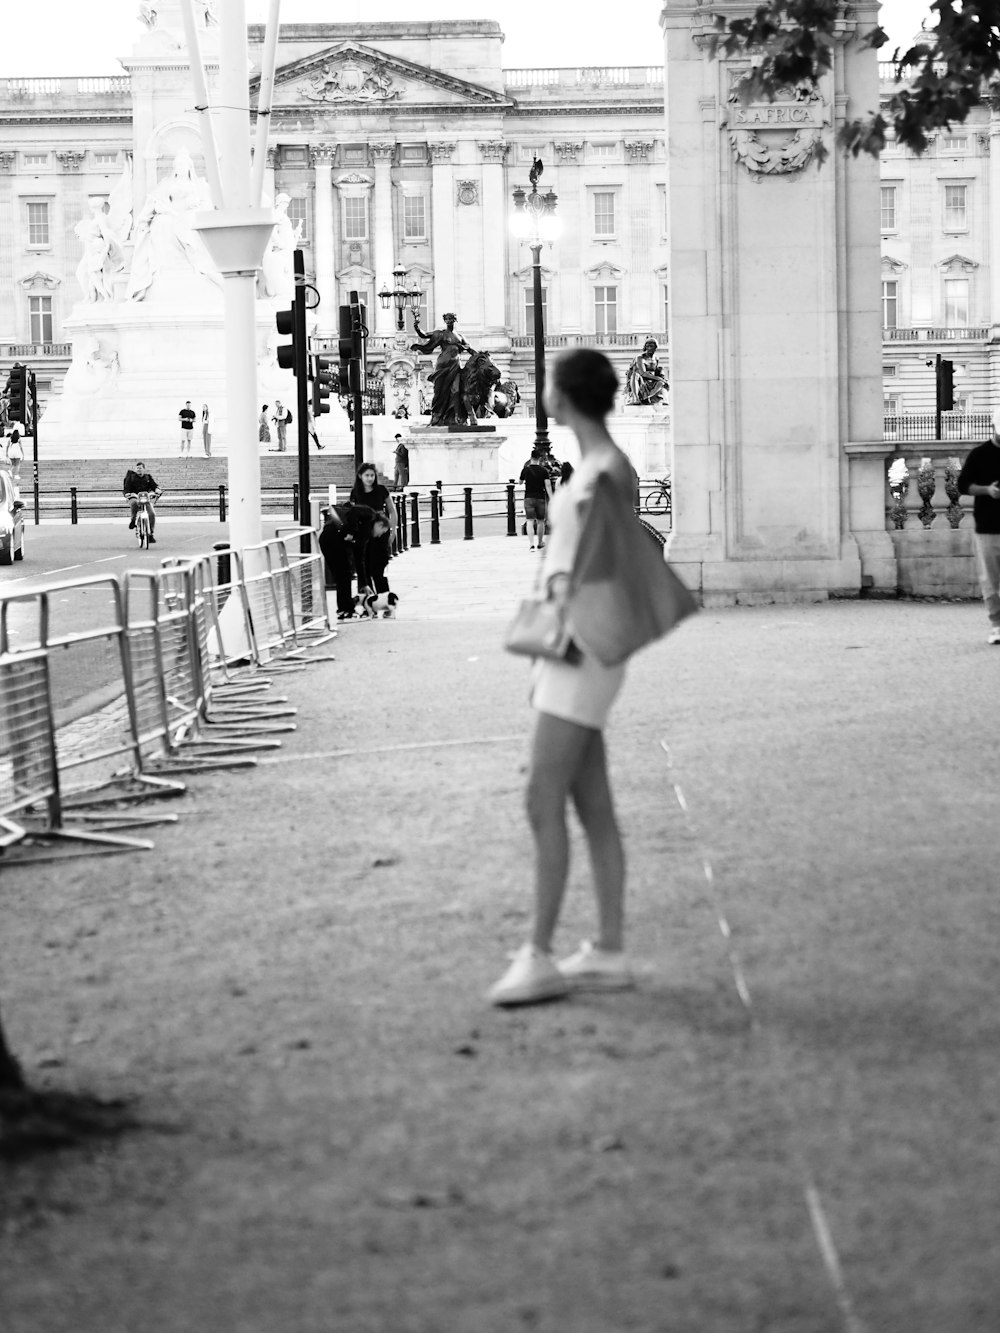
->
[378,264,423,332]
[511,168,560,452]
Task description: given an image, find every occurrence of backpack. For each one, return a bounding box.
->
[285,410,292,425]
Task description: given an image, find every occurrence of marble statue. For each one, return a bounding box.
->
[127,148,218,301]
[625,339,668,406]
[74,199,126,302]
[258,193,301,300]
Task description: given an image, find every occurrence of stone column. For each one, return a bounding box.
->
[0,154,16,311]
[478,140,509,335]
[625,139,656,332]
[553,141,584,331]
[311,145,336,334]
[989,114,1000,344]
[661,0,884,602]
[370,141,397,337]
[430,142,457,319]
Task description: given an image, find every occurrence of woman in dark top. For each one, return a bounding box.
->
[348,463,393,598]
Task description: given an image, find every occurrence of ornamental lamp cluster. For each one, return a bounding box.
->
[510,183,561,245]
[378,264,423,330]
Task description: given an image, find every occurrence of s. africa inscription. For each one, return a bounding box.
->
[725,76,828,177]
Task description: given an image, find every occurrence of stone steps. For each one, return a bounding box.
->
[34,454,361,499]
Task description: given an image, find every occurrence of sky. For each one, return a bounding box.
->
[0,0,930,78]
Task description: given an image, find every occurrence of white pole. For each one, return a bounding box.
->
[177,0,225,210]
[251,0,283,207]
[216,0,262,555]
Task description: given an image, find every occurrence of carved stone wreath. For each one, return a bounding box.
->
[726,73,828,177]
[729,127,824,176]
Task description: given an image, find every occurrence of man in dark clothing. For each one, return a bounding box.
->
[318,504,390,619]
[519,447,553,549]
[957,413,1000,643]
[123,460,160,541]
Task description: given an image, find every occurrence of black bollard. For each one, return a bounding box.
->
[436,478,444,511]
[506,480,516,537]
[464,486,474,541]
[292,482,299,524]
[410,491,421,548]
[430,489,441,545]
[70,486,78,525]
[213,541,231,587]
[219,484,227,522]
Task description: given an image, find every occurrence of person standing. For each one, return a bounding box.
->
[201,403,212,457]
[957,410,1000,644]
[393,434,410,490]
[520,446,553,549]
[349,463,394,600]
[179,400,196,455]
[488,349,647,1007]
[5,429,23,485]
[259,404,271,448]
[272,400,290,452]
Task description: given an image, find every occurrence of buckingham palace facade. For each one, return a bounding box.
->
[1,18,998,429]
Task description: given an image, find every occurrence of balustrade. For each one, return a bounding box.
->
[885,446,972,531]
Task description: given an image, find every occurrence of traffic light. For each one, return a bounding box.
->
[276,305,306,380]
[337,305,354,395]
[938,358,955,412]
[312,355,335,416]
[5,363,27,425]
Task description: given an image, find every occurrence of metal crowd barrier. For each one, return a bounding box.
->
[0,522,338,862]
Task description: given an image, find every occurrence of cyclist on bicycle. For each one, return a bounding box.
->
[123,459,160,543]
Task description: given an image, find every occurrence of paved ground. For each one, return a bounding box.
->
[2,533,998,1331]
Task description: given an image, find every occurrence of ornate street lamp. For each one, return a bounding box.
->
[510,162,560,452]
[378,264,423,332]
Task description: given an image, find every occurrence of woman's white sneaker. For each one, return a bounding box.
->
[557,941,635,991]
[488,944,569,1007]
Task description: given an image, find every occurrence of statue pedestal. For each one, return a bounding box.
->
[406,431,504,488]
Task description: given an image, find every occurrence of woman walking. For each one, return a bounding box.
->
[201,403,212,457]
[489,349,654,1007]
[258,404,271,448]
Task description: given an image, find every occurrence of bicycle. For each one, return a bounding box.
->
[643,473,672,516]
[126,490,161,549]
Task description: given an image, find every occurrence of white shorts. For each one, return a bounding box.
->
[531,651,625,731]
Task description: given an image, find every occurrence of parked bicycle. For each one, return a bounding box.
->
[643,472,672,516]
[125,489,161,549]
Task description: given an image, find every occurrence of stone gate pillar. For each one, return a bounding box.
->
[661,0,891,602]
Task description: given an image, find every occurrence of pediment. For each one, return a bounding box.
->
[938,252,978,272]
[255,41,508,110]
[881,254,907,273]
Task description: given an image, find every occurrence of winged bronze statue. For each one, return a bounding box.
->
[528,157,543,187]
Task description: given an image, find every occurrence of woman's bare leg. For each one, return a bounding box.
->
[525,711,593,952]
[571,730,625,951]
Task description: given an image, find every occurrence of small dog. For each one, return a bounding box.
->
[357,590,399,620]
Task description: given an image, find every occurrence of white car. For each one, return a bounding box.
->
[0,464,25,565]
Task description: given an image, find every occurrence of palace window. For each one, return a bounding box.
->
[663,284,669,332]
[94,151,119,167]
[26,200,50,246]
[524,285,548,334]
[593,191,616,237]
[882,280,898,329]
[282,146,308,165]
[400,144,426,163]
[880,185,897,232]
[941,134,968,153]
[342,146,366,166]
[403,195,427,240]
[28,295,53,343]
[23,152,49,169]
[287,196,309,244]
[343,195,367,240]
[594,285,617,334]
[944,277,970,326]
[943,183,968,230]
[590,143,617,159]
